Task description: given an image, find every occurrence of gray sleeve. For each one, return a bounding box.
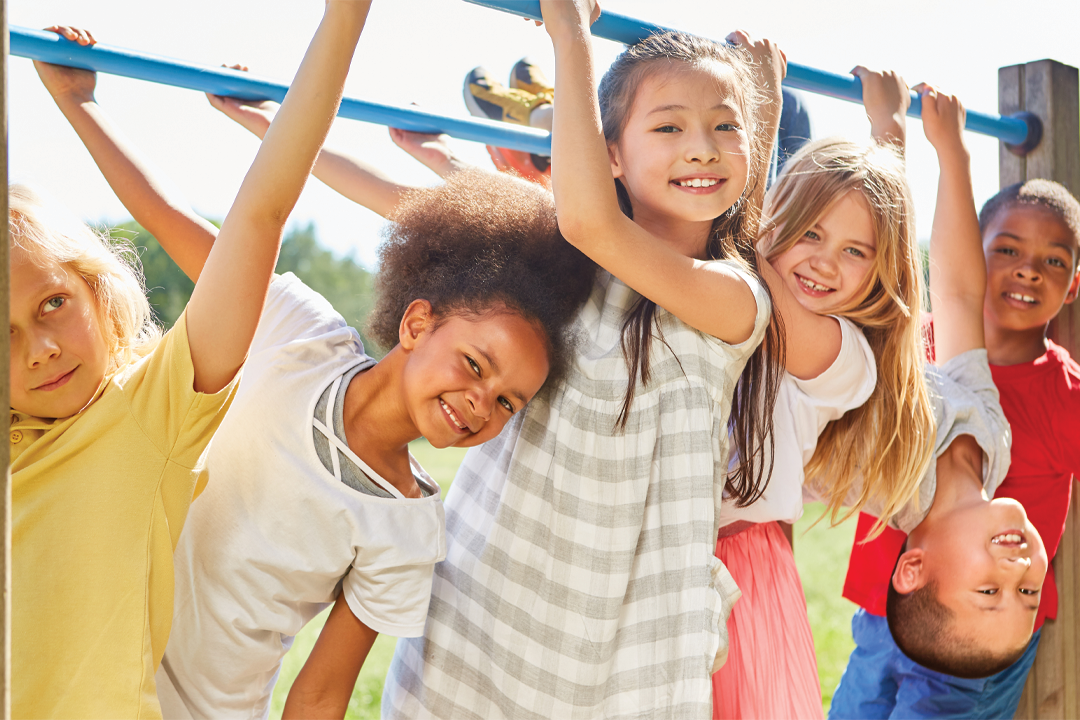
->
[891,349,1012,533]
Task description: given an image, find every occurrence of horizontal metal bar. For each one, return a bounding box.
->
[463,0,1033,147]
[10,26,554,155]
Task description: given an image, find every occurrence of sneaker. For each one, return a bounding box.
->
[464,66,547,126]
[510,57,554,100]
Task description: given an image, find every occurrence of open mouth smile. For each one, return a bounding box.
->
[672,176,723,193]
[1004,292,1037,306]
[439,398,470,434]
[796,274,834,296]
[991,531,1025,547]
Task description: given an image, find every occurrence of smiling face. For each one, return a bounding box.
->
[10,245,112,418]
[769,190,878,315]
[905,495,1048,657]
[608,60,750,244]
[983,204,1080,335]
[399,302,551,449]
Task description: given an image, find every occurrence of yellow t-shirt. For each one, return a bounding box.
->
[11,312,238,719]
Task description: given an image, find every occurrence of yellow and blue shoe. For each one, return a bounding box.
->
[510,57,554,101]
[464,66,547,126]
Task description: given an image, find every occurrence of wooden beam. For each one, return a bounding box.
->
[0,0,11,715]
[1003,59,1080,720]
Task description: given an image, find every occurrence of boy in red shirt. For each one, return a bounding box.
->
[830,178,1080,719]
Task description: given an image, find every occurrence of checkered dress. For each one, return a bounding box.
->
[383,266,771,719]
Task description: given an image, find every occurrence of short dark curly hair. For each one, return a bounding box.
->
[886,545,1027,679]
[368,169,596,384]
[979,179,1080,269]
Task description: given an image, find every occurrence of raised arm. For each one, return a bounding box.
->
[919,84,984,364]
[852,66,910,148]
[34,26,218,281]
[186,0,372,394]
[540,0,762,344]
[208,84,477,218]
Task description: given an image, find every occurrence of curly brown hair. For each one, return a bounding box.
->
[368,170,596,384]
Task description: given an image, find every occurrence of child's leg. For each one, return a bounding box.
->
[712,522,823,720]
[828,609,899,719]
[890,628,1041,719]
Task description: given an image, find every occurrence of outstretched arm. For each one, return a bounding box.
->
[34,26,218,281]
[185,0,372,394]
[541,0,764,344]
[283,593,378,720]
[208,86,476,218]
[919,84,984,364]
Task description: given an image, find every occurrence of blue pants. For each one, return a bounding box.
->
[829,608,1040,720]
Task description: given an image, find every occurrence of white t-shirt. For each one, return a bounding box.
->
[718,316,877,527]
[156,274,446,719]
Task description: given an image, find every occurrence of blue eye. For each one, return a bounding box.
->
[845,247,866,258]
[43,297,65,314]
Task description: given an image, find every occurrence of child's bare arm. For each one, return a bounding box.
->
[186,0,372,394]
[282,593,378,720]
[209,85,476,218]
[853,66,910,147]
[920,84,984,364]
[34,26,218,281]
[541,0,763,345]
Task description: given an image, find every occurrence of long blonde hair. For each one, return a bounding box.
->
[9,184,160,373]
[760,139,935,533]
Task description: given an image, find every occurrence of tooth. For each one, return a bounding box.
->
[692,178,702,187]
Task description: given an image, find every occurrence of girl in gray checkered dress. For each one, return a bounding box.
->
[384,5,788,718]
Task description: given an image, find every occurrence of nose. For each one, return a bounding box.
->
[808,246,839,277]
[465,386,493,423]
[27,330,62,368]
[1013,258,1043,283]
[684,126,720,165]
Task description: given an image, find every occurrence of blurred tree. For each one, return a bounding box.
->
[108,220,379,355]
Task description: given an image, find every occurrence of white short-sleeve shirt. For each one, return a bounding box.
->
[156,274,446,719]
[718,316,877,527]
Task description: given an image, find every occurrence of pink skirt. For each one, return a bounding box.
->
[712,521,823,719]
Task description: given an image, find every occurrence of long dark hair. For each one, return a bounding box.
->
[598,31,785,506]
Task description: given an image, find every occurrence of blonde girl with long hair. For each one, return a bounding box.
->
[711,69,936,719]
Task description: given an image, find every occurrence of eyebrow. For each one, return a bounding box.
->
[647,102,737,116]
[995,232,1074,255]
[474,346,528,405]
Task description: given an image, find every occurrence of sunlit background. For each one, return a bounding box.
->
[11,0,1080,268]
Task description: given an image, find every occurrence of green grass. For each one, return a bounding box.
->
[269,443,858,719]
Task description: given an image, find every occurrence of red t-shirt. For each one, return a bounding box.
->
[842,340,1080,630]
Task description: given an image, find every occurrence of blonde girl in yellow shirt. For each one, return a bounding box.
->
[9,3,373,717]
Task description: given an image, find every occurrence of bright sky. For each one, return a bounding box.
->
[10,0,1080,268]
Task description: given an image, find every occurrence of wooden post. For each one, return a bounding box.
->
[0,0,10,716]
[1001,59,1080,720]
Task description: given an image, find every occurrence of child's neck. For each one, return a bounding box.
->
[632,207,716,260]
[983,320,1049,366]
[339,350,422,497]
[923,435,987,524]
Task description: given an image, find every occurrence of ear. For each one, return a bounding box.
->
[1064,267,1080,305]
[398,299,434,352]
[891,547,928,594]
[608,142,625,180]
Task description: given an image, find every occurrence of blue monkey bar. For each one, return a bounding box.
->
[9,26,554,156]
[464,0,1041,151]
